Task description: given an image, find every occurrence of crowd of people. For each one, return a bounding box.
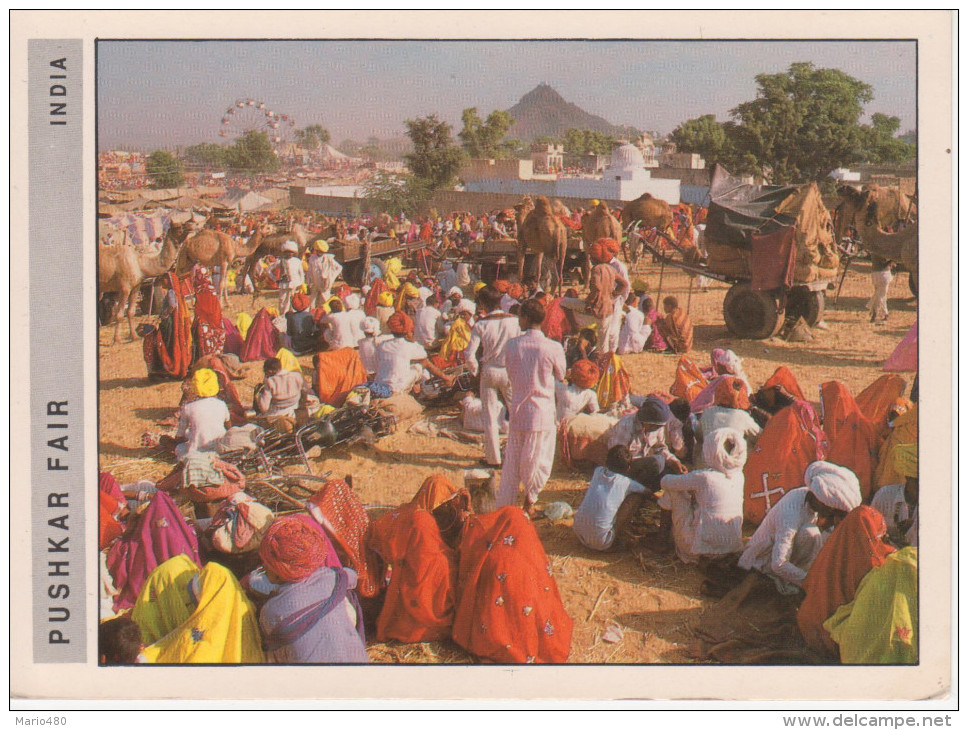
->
[100,204,918,667]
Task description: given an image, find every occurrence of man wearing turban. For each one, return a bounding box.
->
[554,359,601,424]
[307,239,343,309]
[374,312,453,395]
[173,368,231,461]
[278,240,305,315]
[871,443,918,547]
[739,460,863,594]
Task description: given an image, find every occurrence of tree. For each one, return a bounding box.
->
[184,143,228,169]
[363,171,432,218]
[295,124,331,151]
[228,130,280,174]
[857,113,916,164]
[403,114,464,190]
[728,62,874,183]
[670,115,730,167]
[563,128,617,157]
[145,149,185,188]
[458,107,516,158]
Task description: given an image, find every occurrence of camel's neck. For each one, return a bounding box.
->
[140,235,178,276]
[861,223,916,260]
[236,231,263,258]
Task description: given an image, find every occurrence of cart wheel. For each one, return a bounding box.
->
[786,287,825,327]
[370,258,387,281]
[908,272,918,298]
[723,283,784,339]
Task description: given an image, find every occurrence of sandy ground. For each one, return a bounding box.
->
[98,258,916,664]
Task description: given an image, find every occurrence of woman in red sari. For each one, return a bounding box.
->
[452,507,573,664]
[797,506,895,658]
[820,381,879,501]
[140,272,192,380]
[192,266,225,360]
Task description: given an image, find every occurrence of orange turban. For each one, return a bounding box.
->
[570,359,601,389]
[507,282,525,300]
[493,279,511,294]
[388,311,414,337]
[590,240,611,264]
[292,292,311,312]
[599,237,621,257]
[411,474,458,512]
[714,376,751,410]
[259,516,329,584]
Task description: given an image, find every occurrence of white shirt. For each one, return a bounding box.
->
[505,328,567,432]
[358,334,391,375]
[308,253,342,292]
[617,307,651,354]
[176,397,230,457]
[324,310,364,350]
[555,382,600,424]
[608,257,631,300]
[871,483,918,547]
[464,313,521,375]
[281,257,305,290]
[375,337,428,394]
[658,468,745,560]
[573,467,647,550]
[607,413,685,461]
[413,306,442,348]
[738,487,818,587]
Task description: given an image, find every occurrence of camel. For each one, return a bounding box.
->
[836,186,919,294]
[234,220,312,297]
[98,221,189,342]
[579,201,622,285]
[619,193,674,263]
[174,226,238,304]
[515,195,568,296]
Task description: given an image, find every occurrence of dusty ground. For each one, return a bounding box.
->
[98,258,916,664]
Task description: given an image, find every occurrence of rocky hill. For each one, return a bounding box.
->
[506,83,636,141]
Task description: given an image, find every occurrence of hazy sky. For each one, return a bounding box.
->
[97,40,916,150]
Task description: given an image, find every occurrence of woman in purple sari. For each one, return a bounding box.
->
[105,490,201,612]
[256,516,368,664]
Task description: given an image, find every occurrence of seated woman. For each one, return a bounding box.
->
[135,558,265,664]
[139,272,192,381]
[257,516,368,664]
[655,296,693,354]
[820,381,879,501]
[452,506,573,664]
[368,475,471,644]
[695,377,762,463]
[797,506,896,659]
[241,308,281,363]
[655,427,747,566]
[285,291,320,355]
[640,296,667,352]
[689,349,751,412]
[573,446,650,552]
[738,461,862,595]
[822,547,918,664]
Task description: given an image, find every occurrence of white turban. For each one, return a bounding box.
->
[448,286,463,299]
[702,427,747,474]
[418,286,433,302]
[361,316,380,335]
[344,293,361,311]
[804,461,862,513]
[456,299,477,317]
[281,239,298,254]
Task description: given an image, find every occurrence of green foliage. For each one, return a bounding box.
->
[670,115,729,167]
[563,128,617,157]
[183,143,228,169]
[228,130,280,174]
[363,171,431,218]
[295,124,331,151]
[145,149,185,188]
[459,107,516,158]
[403,114,464,190]
[728,62,874,184]
[857,113,916,164]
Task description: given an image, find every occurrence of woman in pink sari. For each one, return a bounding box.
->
[640,296,667,352]
[241,308,280,362]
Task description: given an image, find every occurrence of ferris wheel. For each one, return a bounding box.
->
[217,98,296,150]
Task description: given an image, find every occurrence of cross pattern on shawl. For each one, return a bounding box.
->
[751,473,786,512]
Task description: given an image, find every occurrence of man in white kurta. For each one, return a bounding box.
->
[497,299,567,510]
[278,241,305,315]
[307,240,343,308]
[465,286,521,467]
[738,461,862,594]
[606,252,631,352]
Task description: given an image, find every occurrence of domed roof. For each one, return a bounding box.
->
[609,143,645,170]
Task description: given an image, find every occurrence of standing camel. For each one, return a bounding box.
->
[174,227,237,304]
[235,220,311,297]
[515,195,567,296]
[98,221,188,342]
[579,201,621,286]
[620,193,674,263]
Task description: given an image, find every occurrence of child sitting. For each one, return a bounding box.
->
[555,359,601,424]
[573,446,652,552]
[617,293,651,355]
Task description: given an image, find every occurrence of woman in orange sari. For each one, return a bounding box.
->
[797,506,895,658]
[367,475,470,643]
[820,381,879,501]
[452,507,573,664]
[656,296,694,354]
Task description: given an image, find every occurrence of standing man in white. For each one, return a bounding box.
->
[498,299,567,513]
[465,285,521,467]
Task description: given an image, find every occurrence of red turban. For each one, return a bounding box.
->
[493,280,511,294]
[714,376,751,410]
[599,237,621,257]
[259,515,329,583]
[570,359,601,389]
[292,292,311,312]
[507,282,525,300]
[388,311,414,337]
[590,240,611,264]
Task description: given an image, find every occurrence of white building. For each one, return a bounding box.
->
[462,143,680,203]
[828,167,862,182]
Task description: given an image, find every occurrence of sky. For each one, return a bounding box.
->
[97,40,917,150]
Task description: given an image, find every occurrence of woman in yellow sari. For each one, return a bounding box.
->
[135,557,265,664]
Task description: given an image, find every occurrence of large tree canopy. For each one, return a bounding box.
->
[228,130,280,174]
[363,171,431,218]
[564,128,617,157]
[728,62,874,184]
[184,143,228,169]
[458,107,516,159]
[669,114,729,168]
[857,113,916,164]
[403,114,464,190]
[145,149,185,188]
[295,124,331,151]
